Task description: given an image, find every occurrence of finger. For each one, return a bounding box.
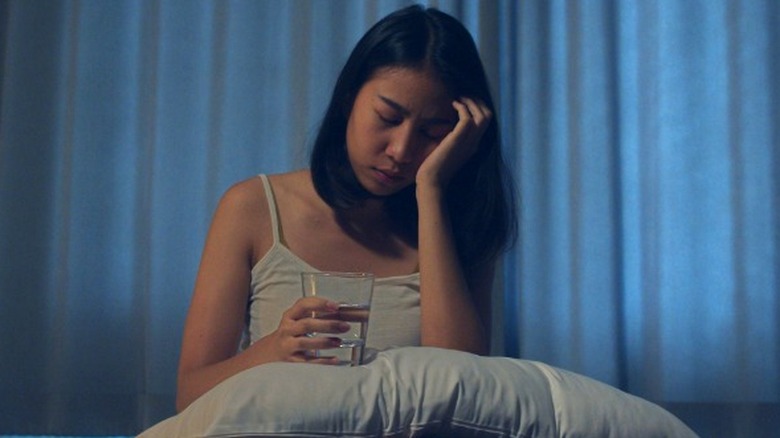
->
[300,335,343,350]
[284,297,340,320]
[452,99,473,123]
[451,98,486,136]
[279,313,350,340]
[282,332,341,358]
[458,97,492,127]
[449,100,476,139]
[337,306,369,323]
[450,99,484,145]
[288,351,309,363]
[298,318,351,336]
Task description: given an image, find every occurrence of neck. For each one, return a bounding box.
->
[338,197,388,226]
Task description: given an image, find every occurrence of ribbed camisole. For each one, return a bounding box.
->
[244,175,421,360]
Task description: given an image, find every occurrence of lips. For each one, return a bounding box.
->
[372,167,406,185]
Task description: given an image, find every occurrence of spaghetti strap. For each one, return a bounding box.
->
[258,174,281,244]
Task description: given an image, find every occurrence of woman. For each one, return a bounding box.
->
[175,4,516,412]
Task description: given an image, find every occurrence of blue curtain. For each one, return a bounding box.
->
[0,0,777,436]
[505,0,780,400]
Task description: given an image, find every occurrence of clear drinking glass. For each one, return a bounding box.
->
[300,272,374,366]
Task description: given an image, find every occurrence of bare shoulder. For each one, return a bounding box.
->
[217,171,318,261]
[218,170,315,217]
[217,176,268,219]
[266,170,316,200]
[268,170,330,217]
[266,170,323,211]
[211,174,283,264]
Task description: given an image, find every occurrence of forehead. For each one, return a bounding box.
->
[361,67,453,112]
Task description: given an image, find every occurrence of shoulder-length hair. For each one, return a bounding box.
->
[310,5,516,273]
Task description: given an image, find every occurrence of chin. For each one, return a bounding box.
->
[356,172,408,197]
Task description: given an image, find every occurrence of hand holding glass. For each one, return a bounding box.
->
[300,272,374,366]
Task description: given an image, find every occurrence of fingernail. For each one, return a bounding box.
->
[326,301,340,310]
[338,322,351,331]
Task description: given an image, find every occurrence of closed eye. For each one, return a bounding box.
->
[377,111,402,126]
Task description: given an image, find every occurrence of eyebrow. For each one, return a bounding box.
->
[378,95,410,116]
[377,95,455,125]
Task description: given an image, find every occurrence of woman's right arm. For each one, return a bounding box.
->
[176,181,347,412]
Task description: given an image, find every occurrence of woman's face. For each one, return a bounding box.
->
[345,67,457,197]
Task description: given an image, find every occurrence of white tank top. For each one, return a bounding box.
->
[244,175,421,360]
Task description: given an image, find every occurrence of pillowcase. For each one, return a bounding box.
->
[138,347,697,437]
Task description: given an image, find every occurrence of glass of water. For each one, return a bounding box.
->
[300,271,374,366]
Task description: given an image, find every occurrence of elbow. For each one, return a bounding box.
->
[175,374,194,413]
[175,393,188,414]
[175,390,189,414]
[463,340,490,356]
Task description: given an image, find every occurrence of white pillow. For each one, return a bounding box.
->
[138,347,697,437]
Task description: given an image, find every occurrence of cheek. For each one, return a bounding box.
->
[347,114,381,150]
[345,117,366,158]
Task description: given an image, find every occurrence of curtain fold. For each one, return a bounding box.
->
[502,0,778,407]
[0,0,777,435]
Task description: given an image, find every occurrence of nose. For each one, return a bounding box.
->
[386,127,416,164]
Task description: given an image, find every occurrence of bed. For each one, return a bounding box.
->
[138,347,697,437]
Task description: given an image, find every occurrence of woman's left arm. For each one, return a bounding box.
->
[415,98,494,355]
[416,187,493,354]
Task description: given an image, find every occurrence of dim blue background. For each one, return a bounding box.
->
[0,0,777,436]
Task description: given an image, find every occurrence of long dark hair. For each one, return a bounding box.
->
[310,5,516,273]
